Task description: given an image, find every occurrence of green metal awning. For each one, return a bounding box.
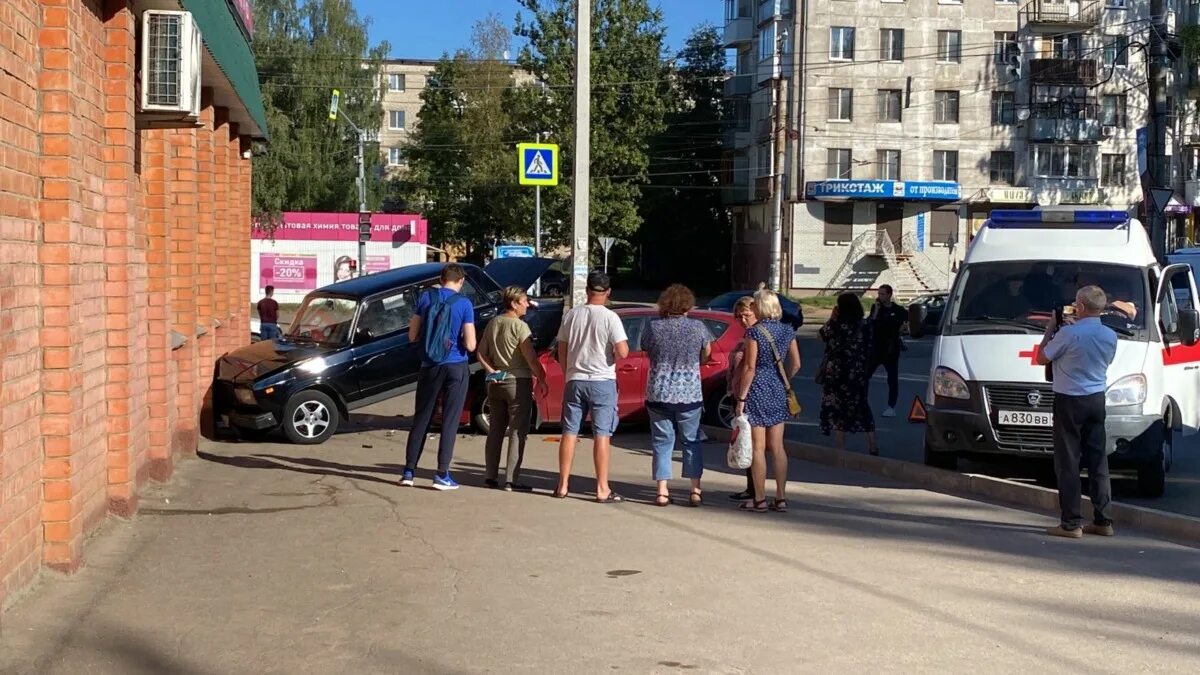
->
[180,0,269,140]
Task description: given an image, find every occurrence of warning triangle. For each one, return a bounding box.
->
[526,151,552,177]
[907,395,927,423]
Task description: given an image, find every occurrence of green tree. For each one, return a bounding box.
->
[638,23,731,290]
[513,0,671,253]
[251,0,389,230]
[398,14,535,259]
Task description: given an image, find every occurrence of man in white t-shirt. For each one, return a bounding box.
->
[553,271,630,503]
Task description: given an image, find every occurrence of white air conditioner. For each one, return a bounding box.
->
[1101,125,1117,138]
[139,10,201,119]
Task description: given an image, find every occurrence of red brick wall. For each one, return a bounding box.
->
[0,0,255,605]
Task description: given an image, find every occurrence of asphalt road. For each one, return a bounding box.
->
[788,326,1200,518]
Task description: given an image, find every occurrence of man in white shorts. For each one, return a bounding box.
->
[553,271,629,502]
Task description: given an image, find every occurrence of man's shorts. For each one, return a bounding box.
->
[561,379,619,437]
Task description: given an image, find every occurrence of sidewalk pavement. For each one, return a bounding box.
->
[3,394,1200,674]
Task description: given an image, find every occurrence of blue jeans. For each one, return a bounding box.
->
[648,405,704,481]
[260,323,282,341]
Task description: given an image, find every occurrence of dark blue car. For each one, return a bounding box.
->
[698,291,804,330]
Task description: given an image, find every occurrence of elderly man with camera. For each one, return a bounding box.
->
[1036,285,1118,539]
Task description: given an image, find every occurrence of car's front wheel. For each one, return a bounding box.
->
[282,390,340,444]
[706,391,737,429]
[473,393,540,435]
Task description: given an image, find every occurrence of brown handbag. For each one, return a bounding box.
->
[756,325,802,417]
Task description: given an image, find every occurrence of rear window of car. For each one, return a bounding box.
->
[701,318,731,341]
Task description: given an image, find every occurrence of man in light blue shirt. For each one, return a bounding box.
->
[1037,285,1118,538]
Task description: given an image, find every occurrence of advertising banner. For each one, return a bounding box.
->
[366,255,392,274]
[259,254,318,291]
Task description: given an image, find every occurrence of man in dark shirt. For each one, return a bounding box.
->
[257,285,281,341]
[868,284,907,417]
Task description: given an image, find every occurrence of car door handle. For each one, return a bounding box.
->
[618,365,638,372]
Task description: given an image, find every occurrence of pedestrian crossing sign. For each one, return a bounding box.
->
[518,143,559,186]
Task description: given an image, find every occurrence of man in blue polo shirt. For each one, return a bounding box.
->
[401,264,476,491]
[1037,285,1118,538]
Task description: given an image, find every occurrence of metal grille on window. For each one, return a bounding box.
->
[146,13,182,107]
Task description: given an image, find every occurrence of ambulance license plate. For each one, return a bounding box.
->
[997,410,1053,427]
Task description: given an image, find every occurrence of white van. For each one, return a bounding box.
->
[909,208,1200,497]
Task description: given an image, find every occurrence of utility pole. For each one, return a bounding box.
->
[1148,0,1169,259]
[331,90,370,277]
[768,28,789,292]
[569,0,591,308]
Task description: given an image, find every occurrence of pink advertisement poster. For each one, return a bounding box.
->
[253,212,428,244]
[366,255,392,273]
[260,254,318,291]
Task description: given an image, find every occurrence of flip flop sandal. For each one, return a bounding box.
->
[551,490,569,499]
[654,495,672,507]
[597,492,624,503]
[688,491,703,507]
[770,499,788,512]
[739,499,767,513]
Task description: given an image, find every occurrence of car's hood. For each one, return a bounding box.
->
[216,338,336,383]
[484,257,557,290]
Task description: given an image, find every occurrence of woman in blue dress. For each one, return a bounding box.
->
[732,290,802,513]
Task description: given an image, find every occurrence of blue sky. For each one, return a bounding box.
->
[352,0,722,60]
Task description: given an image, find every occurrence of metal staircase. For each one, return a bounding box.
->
[825,230,950,300]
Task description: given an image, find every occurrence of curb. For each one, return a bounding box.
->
[702,425,1200,547]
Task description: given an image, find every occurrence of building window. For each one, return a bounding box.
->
[828,88,853,121]
[994,31,1018,65]
[880,28,904,61]
[1033,145,1097,178]
[388,147,406,166]
[388,73,405,91]
[935,91,959,124]
[389,110,406,130]
[830,26,855,61]
[933,150,959,182]
[1103,36,1130,67]
[991,91,1015,125]
[877,89,902,122]
[989,151,1015,185]
[1102,153,1126,187]
[937,30,962,63]
[1101,95,1127,128]
[758,22,777,61]
[824,203,854,245]
[828,148,853,179]
[877,149,901,180]
[1046,35,1083,60]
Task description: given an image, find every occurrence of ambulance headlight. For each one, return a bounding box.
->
[933,367,970,400]
[1106,374,1146,407]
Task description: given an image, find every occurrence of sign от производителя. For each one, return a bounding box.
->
[805,179,960,201]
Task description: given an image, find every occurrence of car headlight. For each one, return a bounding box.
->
[933,366,970,400]
[234,388,257,406]
[1106,374,1147,407]
[298,357,329,374]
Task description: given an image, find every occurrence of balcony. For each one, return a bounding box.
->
[1029,58,1099,85]
[1030,118,1101,142]
[755,175,773,201]
[724,73,753,97]
[1020,0,1102,28]
[758,0,793,25]
[1186,180,1200,208]
[724,16,753,46]
[723,126,751,149]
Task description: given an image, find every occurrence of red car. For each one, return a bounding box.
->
[447,308,744,434]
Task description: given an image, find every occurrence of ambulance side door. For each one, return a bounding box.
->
[1156,263,1200,433]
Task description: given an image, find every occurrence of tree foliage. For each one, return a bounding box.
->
[638,24,731,290]
[251,0,389,228]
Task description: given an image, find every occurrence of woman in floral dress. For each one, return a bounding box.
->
[818,293,878,455]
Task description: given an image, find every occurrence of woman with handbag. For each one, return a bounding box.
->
[818,293,878,455]
[726,296,757,502]
[732,290,802,513]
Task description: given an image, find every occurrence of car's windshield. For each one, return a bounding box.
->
[948,261,1147,337]
[287,295,359,346]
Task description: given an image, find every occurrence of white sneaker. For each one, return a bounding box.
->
[882,407,896,418]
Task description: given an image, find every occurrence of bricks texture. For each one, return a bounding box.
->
[0,0,255,607]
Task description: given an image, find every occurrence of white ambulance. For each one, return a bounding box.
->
[909,208,1200,497]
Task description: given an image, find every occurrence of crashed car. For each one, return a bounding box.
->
[213,260,555,445]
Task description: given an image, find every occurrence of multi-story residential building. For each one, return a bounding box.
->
[379,59,438,175]
[723,0,1166,295]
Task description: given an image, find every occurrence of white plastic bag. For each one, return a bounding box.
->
[726,414,753,470]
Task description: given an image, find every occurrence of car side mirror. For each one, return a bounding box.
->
[355,327,375,344]
[1179,308,1199,347]
[908,304,928,339]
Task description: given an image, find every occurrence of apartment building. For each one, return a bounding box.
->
[379,59,438,174]
[723,0,1165,294]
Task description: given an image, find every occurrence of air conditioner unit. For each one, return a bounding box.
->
[139,10,201,119]
[1101,125,1117,138]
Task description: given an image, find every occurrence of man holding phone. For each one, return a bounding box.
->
[1036,285,1118,538]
